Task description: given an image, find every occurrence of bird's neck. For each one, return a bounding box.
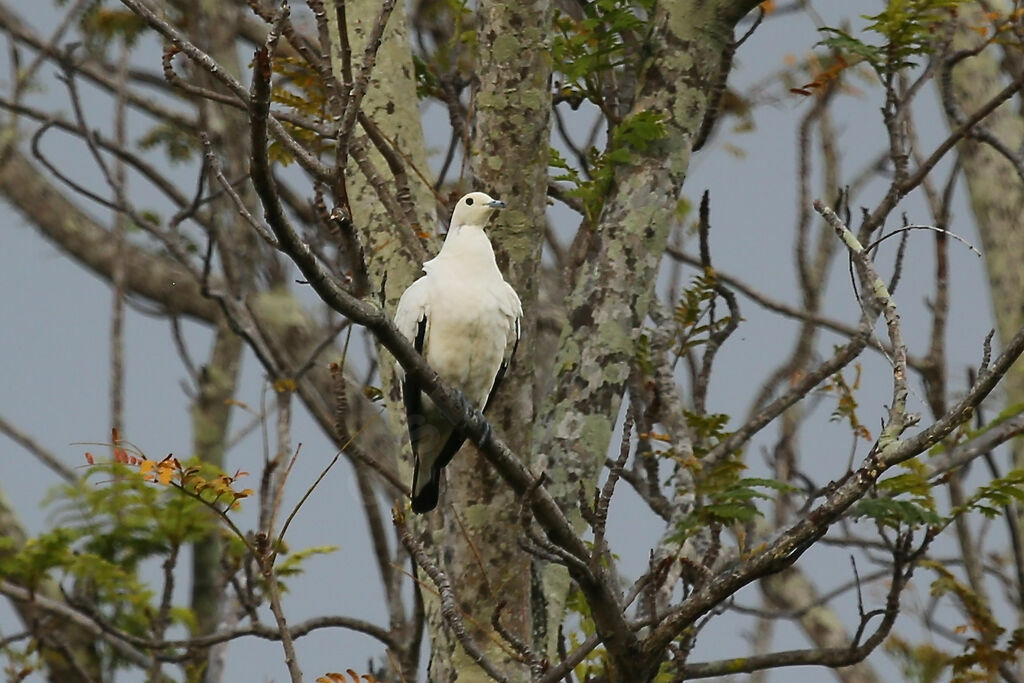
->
[436,224,499,270]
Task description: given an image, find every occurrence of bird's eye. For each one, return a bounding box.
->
[465,197,474,205]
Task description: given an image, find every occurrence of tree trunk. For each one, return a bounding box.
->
[943,3,1024,675]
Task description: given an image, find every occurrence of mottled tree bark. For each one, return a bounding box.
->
[414,1,556,678]
[531,3,740,668]
[183,5,257,675]
[943,3,1024,675]
[945,4,1024,442]
[340,0,436,304]
[189,322,244,681]
[537,1,735,512]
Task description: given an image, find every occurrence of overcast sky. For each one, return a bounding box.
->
[0,2,1006,681]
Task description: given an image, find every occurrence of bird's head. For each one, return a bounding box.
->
[449,191,506,229]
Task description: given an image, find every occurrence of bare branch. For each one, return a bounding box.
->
[0,414,77,483]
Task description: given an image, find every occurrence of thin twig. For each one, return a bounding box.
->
[335,0,397,168]
[394,514,510,683]
[0,414,77,483]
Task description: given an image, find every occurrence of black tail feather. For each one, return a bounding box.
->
[411,467,440,513]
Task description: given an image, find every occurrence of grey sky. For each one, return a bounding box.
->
[1,2,1006,681]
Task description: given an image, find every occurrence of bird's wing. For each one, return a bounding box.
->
[394,277,430,363]
[483,282,523,413]
[394,276,430,442]
[396,276,464,512]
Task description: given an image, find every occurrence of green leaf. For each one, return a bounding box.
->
[137,124,197,164]
[852,497,942,529]
[877,472,933,499]
[276,544,339,579]
[818,0,966,76]
[612,110,667,153]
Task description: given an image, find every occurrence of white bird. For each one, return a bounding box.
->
[394,191,522,513]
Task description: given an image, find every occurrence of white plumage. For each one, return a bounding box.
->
[394,191,522,513]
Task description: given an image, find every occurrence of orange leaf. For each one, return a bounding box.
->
[140,460,156,476]
[85,452,95,465]
[759,0,776,13]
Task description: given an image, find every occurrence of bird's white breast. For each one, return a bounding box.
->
[421,272,512,408]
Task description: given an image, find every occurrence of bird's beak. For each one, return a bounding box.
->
[487,199,506,209]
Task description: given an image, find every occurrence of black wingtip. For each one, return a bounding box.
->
[411,474,440,513]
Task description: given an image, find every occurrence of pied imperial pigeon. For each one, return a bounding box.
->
[394,191,522,513]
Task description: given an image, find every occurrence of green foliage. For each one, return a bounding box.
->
[549,108,667,224]
[854,463,1024,537]
[822,363,872,440]
[51,460,220,566]
[672,274,735,355]
[952,469,1024,519]
[922,560,1024,681]
[819,0,965,76]
[623,274,731,408]
[0,637,41,682]
[929,402,1024,456]
[271,56,328,117]
[886,634,953,683]
[563,585,611,680]
[635,331,654,376]
[0,442,339,672]
[0,527,80,592]
[673,470,797,542]
[412,55,442,100]
[852,497,943,529]
[552,0,654,105]
[275,544,339,591]
[265,55,332,167]
[137,122,198,162]
[611,110,667,154]
[0,477,166,655]
[78,1,148,51]
[683,409,731,458]
[664,410,795,542]
[853,457,941,530]
[548,1,667,223]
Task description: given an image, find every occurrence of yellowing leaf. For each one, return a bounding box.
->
[274,378,297,393]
